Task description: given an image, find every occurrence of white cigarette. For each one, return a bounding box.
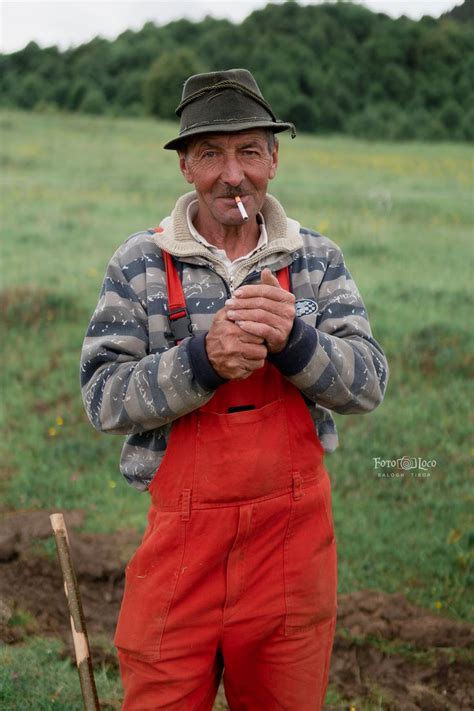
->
[235,195,248,221]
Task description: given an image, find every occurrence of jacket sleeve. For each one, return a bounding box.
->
[80,242,224,435]
[268,238,389,414]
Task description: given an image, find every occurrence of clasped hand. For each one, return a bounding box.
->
[205,268,295,380]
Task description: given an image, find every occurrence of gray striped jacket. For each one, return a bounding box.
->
[80,192,388,490]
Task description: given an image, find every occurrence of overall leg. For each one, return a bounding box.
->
[118,648,223,711]
[222,480,337,710]
[223,615,336,711]
[116,506,240,710]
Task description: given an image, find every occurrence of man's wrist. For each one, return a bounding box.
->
[267,334,290,355]
[187,333,228,390]
[267,318,318,376]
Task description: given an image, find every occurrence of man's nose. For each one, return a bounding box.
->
[221,155,244,186]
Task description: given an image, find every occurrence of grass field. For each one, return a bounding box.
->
[1,110,473,709]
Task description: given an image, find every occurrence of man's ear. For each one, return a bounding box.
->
[179,152,194,184]
[269,139,279,180]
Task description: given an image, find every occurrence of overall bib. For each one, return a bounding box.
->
[115,261,337,710]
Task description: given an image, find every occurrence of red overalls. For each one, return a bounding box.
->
[115,259,337,710]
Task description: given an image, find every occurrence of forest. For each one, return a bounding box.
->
[1,0,473,141]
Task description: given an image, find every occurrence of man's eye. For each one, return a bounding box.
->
[202,151,217,159]
[243,150,258,157]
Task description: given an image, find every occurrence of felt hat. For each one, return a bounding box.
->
[163,68,296,150]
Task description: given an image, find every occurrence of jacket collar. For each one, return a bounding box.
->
[153,191,302,259]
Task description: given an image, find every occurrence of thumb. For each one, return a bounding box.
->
[214,306,230,322]
[261,267,280,287]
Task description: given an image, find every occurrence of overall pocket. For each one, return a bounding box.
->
[114,510,186,661]
[195,399,292,504]
[283,471,337,635]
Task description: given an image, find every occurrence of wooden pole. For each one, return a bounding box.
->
[50,513,100,711]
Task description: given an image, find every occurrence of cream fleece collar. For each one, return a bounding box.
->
[153,191,303,259]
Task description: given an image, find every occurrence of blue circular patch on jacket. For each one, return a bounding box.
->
[295,299,318,317]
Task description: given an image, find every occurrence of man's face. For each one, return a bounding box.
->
[179,130,279,227]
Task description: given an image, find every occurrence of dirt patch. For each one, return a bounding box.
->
[332,592,473,710]
[0,510,85,561]
[1,510,472,710]
[0,510,135,654]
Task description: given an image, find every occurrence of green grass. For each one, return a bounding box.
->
[1,110,473,706]
[0,638,121,710]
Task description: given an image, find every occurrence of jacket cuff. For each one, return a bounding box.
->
[187,333,228,391]
[267,318,318,376]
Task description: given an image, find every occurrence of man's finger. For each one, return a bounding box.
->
[239,331,266,345]
[228,285,293,302]
[228,307,294,328]
[227,298,295,317]
[235,320,279,342]
[260,267,280,288]
[213,307,231,322]
[213,308,265,343]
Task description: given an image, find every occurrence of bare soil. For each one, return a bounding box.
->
[1,510,472,710]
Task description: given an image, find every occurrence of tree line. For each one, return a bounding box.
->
[1,0,473,141]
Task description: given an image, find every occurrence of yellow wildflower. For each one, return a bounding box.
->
[447,529,461,544]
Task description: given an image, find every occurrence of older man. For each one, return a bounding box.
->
[81,69,388,710]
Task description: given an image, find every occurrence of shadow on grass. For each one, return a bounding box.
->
[409,322,473,379]
[0,286,86,329]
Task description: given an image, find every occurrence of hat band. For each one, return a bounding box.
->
[176,79,276,121]
[179,115,284,135]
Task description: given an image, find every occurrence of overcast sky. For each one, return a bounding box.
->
[0,0,465,54]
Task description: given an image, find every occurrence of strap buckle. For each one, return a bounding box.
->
[168,309,193,343]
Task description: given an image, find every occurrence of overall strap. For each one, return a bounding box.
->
[161,250,193,343]
[161,245,290,345]
[276,265,290,291]
[152,227,192,342]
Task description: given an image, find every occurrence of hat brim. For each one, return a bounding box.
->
[163,120,295,150]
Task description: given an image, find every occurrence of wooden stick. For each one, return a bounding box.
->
[50,513,100,711]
